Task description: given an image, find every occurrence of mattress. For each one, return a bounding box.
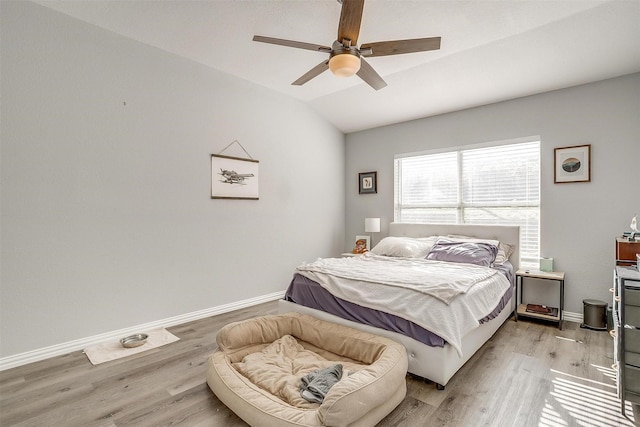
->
[284,261,514,348]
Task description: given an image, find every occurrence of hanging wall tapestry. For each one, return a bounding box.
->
[211,141,259,200]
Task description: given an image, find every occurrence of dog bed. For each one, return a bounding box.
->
[206,312,408,427]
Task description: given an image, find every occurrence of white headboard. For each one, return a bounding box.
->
[389,222,521,270]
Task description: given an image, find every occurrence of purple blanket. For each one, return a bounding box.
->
[284,262,514,348]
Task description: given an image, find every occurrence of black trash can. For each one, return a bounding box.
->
[580,299,608,330]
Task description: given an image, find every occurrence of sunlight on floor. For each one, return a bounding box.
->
[538,367,636,427]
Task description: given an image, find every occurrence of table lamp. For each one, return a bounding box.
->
[365,218,381,248]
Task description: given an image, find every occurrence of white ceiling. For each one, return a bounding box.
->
[34,0,640,133]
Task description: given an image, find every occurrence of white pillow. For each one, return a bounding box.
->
[446,235,515,265]
[371,236,438,258]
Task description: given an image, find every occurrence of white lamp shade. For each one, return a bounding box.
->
[365,218,381,233]
[328,53,361,77]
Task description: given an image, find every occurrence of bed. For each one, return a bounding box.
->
[279,222,520,388]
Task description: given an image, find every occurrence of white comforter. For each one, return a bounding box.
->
[297,253,498,304]
[296,253,511,356]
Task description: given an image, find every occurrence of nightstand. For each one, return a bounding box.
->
[514,269,565,330]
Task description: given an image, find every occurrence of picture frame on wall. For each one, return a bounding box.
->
[353,235,371,254]
[211,154,259,199]
[358,171,377,194]
[554,144,591,183]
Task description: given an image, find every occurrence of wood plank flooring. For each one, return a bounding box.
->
[1,302,637,426]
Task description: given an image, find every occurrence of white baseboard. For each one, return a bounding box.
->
[0,302,586,372]
[515,311,583,325]
[0,291,284,371]
[563,310,583,324]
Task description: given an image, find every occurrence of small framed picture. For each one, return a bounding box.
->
[353,235,371,254]
[554,145,591,183]
[359,171,377,194]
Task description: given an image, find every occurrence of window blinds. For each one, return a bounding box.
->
[395,140,540,265]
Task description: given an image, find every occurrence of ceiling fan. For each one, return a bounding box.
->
[253,0,441,90]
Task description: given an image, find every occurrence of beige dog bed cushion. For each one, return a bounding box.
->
[207,312,408,427]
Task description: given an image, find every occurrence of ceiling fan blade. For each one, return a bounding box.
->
[361,37,441,57]
[292,60,330,86]
[356,57,387,90]
[253,35,331,53]
[337,0,365,46]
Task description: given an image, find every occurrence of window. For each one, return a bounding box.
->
[394,138,540,266]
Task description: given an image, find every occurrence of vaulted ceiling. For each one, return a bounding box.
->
[35,0,640,133]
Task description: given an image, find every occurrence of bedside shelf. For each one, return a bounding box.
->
[514,269,565,329]
[340,252,361,257]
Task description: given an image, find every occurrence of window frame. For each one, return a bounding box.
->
[394,136,541,266]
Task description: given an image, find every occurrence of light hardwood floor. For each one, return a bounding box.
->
[1,301,637,426]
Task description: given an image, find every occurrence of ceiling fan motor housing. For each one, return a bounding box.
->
[329,41,361,77]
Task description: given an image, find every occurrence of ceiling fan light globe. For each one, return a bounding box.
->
[329,53,361,77]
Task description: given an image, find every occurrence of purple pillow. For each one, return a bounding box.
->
[426,241,498,267]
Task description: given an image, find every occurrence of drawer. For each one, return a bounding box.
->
[625,390,640,405]
[627,351,640,368]
[624,364,640,395]
[624,305,640,327]
[624,328,640,354]
[624,287,640,307]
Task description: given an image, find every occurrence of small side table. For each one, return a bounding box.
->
[514,269,565,330]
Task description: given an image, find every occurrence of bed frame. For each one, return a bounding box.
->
[279,222,520,388]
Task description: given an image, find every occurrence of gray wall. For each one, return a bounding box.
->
[346,73,640,314]
[1,1,345,358]
[3,1,638,361]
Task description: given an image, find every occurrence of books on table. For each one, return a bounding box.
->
[525,304,558,317]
